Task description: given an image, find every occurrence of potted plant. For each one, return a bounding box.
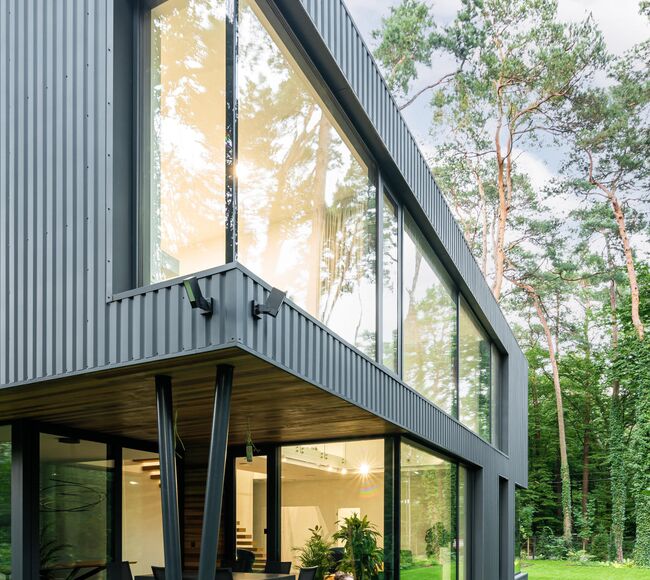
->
[294,526,334,580]
[333,514,383,580]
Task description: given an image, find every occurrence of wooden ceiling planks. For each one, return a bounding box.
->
[0,347,398,445]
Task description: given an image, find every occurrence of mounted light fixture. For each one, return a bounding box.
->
[252,287,287,319]
[183,276,213,316]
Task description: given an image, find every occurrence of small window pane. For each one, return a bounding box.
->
[402,213,456,414]
[146,0,227,283]
[123,449,164,576]
[400,442,454,580]
[237,0,377,356]
[382,193,399,371]
[459,298,492,440]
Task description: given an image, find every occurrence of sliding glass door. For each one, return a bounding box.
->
[39,433,114,579]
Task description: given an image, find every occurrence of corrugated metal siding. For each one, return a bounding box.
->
[0,0,526,480]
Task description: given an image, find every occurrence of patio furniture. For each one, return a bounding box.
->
[151,566,165,580]
[215,568,234,580]
[297,567,318,580]
[109,562,134,580]
[235,549,256,573]
[264,562,291,574]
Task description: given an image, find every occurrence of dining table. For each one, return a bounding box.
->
[135,572,295,580]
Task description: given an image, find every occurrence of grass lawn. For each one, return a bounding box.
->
[400,565,443,580]
[523,559,650,579]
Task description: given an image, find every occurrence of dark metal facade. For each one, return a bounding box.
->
[0,0,527,578]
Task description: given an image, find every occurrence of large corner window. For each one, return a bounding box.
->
[237,0,377,356]
[280,439,385,570]
[143,0,227,284]
[39,434,114,576]
[459,298,492,441]
[0,426,10,577]
[402,213,457,415]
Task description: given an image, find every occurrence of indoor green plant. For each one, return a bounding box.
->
[294,525,334,580]
[333,514,383,580]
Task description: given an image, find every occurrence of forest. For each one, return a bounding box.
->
[367,0,650,567]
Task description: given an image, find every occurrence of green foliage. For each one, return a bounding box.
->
[536,527,570,560]
[424,522,450,561]
[294,526,334,580]
[590,532,611,563]
[333,514,383,580]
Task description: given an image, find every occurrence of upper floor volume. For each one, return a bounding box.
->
[108,0,501,443]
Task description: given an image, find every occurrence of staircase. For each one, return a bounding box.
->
[237,521,266,571]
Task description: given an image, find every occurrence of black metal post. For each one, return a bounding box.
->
[225,0,239,263]
[198,364,235,580]
[267,446,281,563]
[155,375,183,580]
[11,421,39,580]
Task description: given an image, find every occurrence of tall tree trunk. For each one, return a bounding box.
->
[582,403,591,552]
[492,113,508,300]
[474,167,489,277]
[606,244,626,562]
[522,284,572,542]
[589,165,644,340]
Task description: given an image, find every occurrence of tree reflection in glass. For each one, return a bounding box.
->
[237,0,376,356]
[148,0,226,283]
[459,299,492,440]
[402,214,456,414]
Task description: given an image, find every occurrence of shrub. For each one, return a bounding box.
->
[333,514,383,580]
[536,527,569,560]
[590,531,610,562]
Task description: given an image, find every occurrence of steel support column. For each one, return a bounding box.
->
[198,364,235,580]
[155,375,183,579]
[11,421,39,580]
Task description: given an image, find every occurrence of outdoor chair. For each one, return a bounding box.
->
[329,548,345,573]
[151,566,165,580]
[236,549,256,572]
[264,561,292,574]
[109,562,134,580]
[214,567,234,580]
[298,566,318,580]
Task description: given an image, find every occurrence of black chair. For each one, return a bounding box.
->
[236,549,256,573]
[329,548,345,573]
[264,561,292,574]
[108,562,134,580]
[215,567,234,580]
[151,566,165,580]
[298,566,318,580]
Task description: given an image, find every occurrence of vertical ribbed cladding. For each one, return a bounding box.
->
[237,270,497,468]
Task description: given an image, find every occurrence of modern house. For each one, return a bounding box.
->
[0,0,527,579]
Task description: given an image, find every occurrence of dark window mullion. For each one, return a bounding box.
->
[376,176,384,366]
[225,0,239,263]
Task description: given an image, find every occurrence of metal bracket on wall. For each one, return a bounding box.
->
[183,276,214,317]
[252,287,287,319]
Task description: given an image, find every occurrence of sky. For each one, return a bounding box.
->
[344,0,650,193]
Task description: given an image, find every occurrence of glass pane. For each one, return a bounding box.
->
[281,440,385,572]
[238,0,377,356]
[459,298,492,440]
[458,466,467,580]
[400,442,453,580]
[402,213,457,414]
[147,0,226,283]
[236,455,268,570]
[382,193,399,371]
[0,426,10,577]
[39,434,113,579]
[123,449,164,576]
[491,344,501,447]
